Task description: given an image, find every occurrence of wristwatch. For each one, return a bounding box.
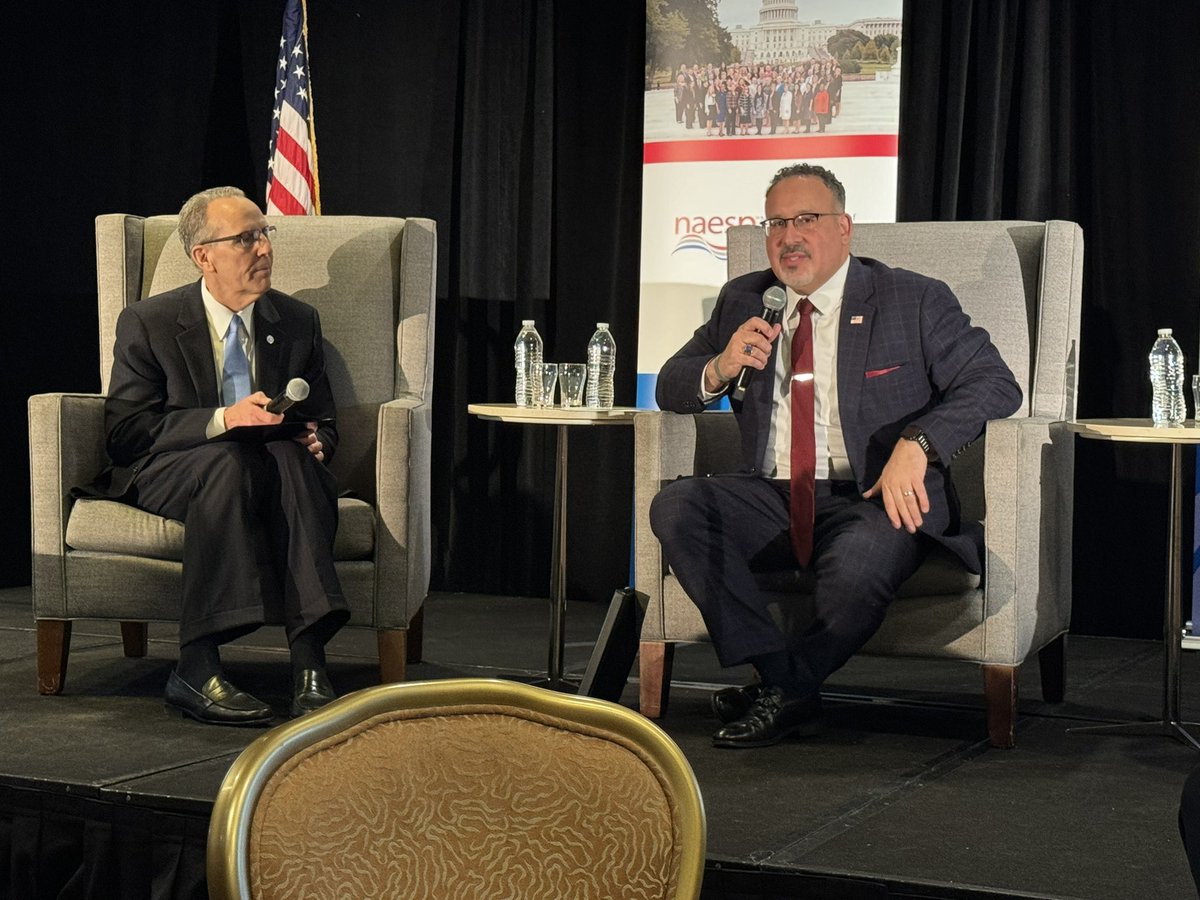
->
[901,424,937,462]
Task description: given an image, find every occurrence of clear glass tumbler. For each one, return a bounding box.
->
[532,362,558,408]
[559,363,587,408]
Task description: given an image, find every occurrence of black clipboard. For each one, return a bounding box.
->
[210,420,315,443]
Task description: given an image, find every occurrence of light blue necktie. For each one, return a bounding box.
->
[222,315,251,405]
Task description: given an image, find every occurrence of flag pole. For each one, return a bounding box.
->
[300,0,321,214]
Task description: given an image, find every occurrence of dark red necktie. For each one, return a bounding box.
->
[789,298,816,566]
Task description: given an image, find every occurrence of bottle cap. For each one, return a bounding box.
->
[522,320,535,327]
[597,322,609,329]
[1159,328,1173,337]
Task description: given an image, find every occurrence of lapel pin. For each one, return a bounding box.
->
[850,315,863,325]
[266,334,275,344]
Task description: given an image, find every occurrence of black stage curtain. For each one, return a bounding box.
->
[299,1,645,599]
[900,0,1200,637]
[0,786,207,900]
[4,1,1199,638]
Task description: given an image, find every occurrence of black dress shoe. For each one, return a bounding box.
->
[164,671,274,726]
[291,668,337,717]
[711,682,765,724]
[712,686,822,749]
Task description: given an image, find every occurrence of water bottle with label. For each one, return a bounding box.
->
[514,320,543,408]
[1149,328,1186,426]
[586,323,616,409]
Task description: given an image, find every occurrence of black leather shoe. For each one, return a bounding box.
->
[164,671,274,726]
[711,682,765,724]
[291,668,337,717]
[711,686,822,749]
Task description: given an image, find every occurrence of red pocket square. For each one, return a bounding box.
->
[865,366,901,378]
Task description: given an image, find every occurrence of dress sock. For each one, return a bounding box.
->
[748,650,807,699]
[289,627,327,678]
[176,637,221,689]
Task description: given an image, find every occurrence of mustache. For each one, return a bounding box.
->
[780,243,810,256]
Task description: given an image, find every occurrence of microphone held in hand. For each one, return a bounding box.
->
[731,286,788,403]
[265,377,310,415]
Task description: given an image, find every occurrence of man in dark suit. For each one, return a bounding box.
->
[93,186,348,725]
[650,164,1022,749]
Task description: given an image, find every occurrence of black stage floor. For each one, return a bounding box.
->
[2,584,1198,899]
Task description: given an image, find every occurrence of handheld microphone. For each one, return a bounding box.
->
[265,377,310,415]
[730,286,788,403]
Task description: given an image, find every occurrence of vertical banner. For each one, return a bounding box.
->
[639,0,904,407]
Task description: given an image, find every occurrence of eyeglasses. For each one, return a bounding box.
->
[760,213,841,235]
[197,225,277,251]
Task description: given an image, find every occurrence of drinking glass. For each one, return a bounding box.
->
[560,363,587,408]
[1192,375,1200,426]
[532,362,558,407]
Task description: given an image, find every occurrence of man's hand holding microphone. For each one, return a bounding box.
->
[221,377,326,462]
[704,286,788,398]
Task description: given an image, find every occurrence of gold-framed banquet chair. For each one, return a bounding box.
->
[206,678,706,900]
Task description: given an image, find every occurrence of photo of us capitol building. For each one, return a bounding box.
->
[729,1,902,64]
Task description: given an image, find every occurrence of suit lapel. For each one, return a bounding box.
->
[175,284,220,407]
[741,274,779,470]
[253,291,287,396]
[837,258,875,478]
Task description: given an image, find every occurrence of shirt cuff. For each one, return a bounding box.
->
[699,356,727,401]
[206,408,228,439]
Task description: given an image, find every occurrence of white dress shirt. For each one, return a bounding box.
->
[765,256,852,480]
[701,255,853,480]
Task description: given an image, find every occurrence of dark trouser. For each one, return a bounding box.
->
[649,474,928,697]
[131,441,347,646]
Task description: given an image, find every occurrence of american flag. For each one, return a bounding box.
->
[266,0,320,215]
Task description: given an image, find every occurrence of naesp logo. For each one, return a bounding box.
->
[670,213,759,262]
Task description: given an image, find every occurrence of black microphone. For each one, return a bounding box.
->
[265,377,310,415]
[730,286,788,403]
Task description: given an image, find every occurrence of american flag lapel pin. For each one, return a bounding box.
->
[850,315,864,325]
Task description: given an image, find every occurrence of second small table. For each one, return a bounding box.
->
[1069,418,1200,749]
[468,403,638,689]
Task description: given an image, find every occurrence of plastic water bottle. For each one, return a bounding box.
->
[586,323,616,409]
[514,320,543,407]
[1149,328,1186,426]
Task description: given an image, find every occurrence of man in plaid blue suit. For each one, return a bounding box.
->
[651,164,1022,749]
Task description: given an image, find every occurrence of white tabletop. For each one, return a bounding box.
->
[1069,418,1200,444]
[468,403,640,426]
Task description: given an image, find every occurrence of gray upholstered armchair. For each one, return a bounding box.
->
[634,220,1083,747]
[29,213,436,693]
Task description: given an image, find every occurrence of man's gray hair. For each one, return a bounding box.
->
[178,186,247,258]
[766,164,846,211]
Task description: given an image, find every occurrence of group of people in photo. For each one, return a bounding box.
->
[670,59,844,138]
